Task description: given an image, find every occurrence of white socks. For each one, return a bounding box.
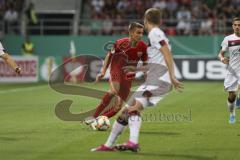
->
[227,100,236,116]
[105,121,125,147]
[105,115,142,147]
[128,115,142,144]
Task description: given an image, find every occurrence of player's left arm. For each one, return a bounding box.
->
[160,44,183,92]
[1,53,21,74]
[218,37,229,64]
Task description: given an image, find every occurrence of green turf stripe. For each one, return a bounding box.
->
[0,85,48,94]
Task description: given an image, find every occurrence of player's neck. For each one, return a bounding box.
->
[148,24,159,32]
[235,32,240,37]
[129,38,138,47]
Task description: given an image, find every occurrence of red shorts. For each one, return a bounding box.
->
[110,67,135,82]
[118,80,132,101]
[110,72,132,101]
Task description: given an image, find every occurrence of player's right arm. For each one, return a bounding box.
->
[0,53,21,74]
[218,37,229,64]
[218,38,229,64]
[95,49,114,83]
[218,50,229,64]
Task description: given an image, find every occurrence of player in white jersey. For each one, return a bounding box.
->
[91,8,183,152]
[218,17,240,124]
[0,42,21,74]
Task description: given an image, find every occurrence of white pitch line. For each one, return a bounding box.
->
[0,85,48,94]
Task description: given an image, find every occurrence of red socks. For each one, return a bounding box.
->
[93,92,114,118]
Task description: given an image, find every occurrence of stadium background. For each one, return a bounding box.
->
[0,0,234,82]
[1,0,240,160]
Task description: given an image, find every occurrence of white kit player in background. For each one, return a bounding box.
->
[91,8,183,152]
[218,17,240,124]
[0,42,21,74]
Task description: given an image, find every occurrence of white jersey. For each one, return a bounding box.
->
[126,27,172,108]
[221,33,240,75]
[0,42,5,56]
[147,27,171,65]
[147,27,171,84]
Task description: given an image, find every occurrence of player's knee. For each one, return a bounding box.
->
[117,115,128,126]
[142,90,153,98]
[228,92,236,103]
[114,106,122,112]
[108,90,115,96]
[112,102,122,112]
[110,89,118,95]
[116,101,123,109]
[128,110,140,116]
[116,109,129,126]
[116,108,141,126]
[110,83,120,94]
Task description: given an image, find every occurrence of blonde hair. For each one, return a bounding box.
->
[144,8,162,25]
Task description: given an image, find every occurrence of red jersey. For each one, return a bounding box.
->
[109,37,148,81]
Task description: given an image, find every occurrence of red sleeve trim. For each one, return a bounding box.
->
[159,40,166,46]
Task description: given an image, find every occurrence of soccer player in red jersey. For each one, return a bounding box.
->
[86,22,148,123]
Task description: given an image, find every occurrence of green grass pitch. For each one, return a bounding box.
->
[0,82,240,160]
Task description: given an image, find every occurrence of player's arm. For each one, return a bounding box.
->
[218,50,229,64]
[218,37,229,64]
[101,52,112,75]
[95,51,112,82]
[1,53,21,74]
[160,44,183,92]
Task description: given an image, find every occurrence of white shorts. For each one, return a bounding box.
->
[126,80,172,108]
[224,72,240,92]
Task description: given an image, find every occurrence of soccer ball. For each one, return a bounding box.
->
[91,116,110,131]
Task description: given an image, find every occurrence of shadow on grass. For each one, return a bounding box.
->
[123,152,217,160]
[140,131,180,136]
[0,136,22,141]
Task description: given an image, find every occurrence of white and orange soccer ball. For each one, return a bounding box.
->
[91,116,111,131]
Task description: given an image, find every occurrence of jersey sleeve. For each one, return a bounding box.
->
[109,40,123,55]
[221,37,228,52]
[149,31,166,50]
[107,42,116,55]
[0,42,5,56]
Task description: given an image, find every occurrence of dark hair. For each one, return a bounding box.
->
[144,8,162,25]
[232,17,240,23]
[128,22,144,31]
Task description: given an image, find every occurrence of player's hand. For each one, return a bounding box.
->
[171,77,184,92]
[220,57,229,64]
[95,73,104,83]
[15,67,21,75]
[122,66,137,72]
